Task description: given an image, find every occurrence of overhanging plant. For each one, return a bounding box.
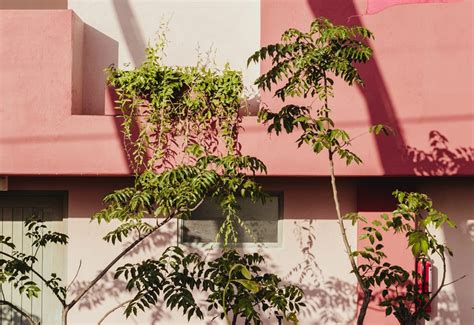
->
[107,247,304,325]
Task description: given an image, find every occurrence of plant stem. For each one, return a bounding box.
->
[422,246,447,315]
[328,153,371,325]
[97,298,134,325]
[222,281,231,325]
[66,260,82,292]
[62,308,68,325]
[232,313,238,325]
[66,225,162,312]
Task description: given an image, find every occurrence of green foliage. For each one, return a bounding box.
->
[249,17,380,325]
[249,18,462,325]
[249,18,379,167]
[369,124,393,136]
[101,35,269,246]
[115,246,204,320]
[354,191,457,323]
[96,33,305,325]
[106,31,244,172]
[207,250,304,324]
[115,247,305,324]
[0,218,68,303]
[248,18,373,96]
[93,152,267,246]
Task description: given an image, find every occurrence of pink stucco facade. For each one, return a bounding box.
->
[0,1,473,324]
[1,2,473,177]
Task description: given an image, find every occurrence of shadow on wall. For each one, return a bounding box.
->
[112,0,147,66]
[437,184,473,324]
[307,0,407,175]
[78,22,134,172]
[0,305,40,325]
[82,25,118,115]
[406,131,474,176]
[67,222,177,322]
[431,291,461,325]
[69,272,126,313]
[285,220,357,324]
[417,178,473,325]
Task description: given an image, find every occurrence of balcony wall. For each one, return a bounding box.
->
[0,10,130,176]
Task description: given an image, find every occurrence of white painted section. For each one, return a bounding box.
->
[68,0,261,88]
[418,180,474,325]
[65,218,357,324]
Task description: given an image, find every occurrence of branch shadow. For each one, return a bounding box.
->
[307,0,408,175]
[0,306,40,325]
[68,273,126,312]
[430,291,461,325]
[66,224,177,322]
[284,220,358,324]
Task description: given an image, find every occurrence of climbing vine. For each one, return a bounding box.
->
[101,29,270,245]
[106,36,244,172]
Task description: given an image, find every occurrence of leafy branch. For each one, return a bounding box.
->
[249,17,383,324]
[114,247,304,324]
[353,191,463,324]
[0,219,68,306]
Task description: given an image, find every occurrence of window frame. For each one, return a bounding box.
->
[178,191,284,248]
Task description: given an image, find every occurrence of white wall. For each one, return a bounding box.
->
[68,0,260,88]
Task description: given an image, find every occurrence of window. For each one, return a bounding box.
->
[181,193,282,244]
[0,192,66,325]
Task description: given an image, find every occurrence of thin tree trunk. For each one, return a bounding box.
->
[328,154,371,325]
[231,313,238,325]
[358,289,372,325]
[62,308,68,325]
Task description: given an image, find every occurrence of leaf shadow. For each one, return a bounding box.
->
[406,131,474,176]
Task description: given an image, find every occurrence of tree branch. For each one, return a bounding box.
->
[187,198,205,212]
[424,252,446,310]
[66,214,174,312]
[442,274,467,288]
[329,154,370,325]
[0,251,66,306]
[97,298,134,325]
[66,260,82,292]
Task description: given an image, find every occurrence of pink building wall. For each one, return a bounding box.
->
[0,2,473,324]
[259,0,473,177]
[6,176,472,324]
[1,2,472,177]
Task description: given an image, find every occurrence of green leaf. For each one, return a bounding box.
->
[239,266,252,280]
[375,231,383,241]
[233,279,260,293]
